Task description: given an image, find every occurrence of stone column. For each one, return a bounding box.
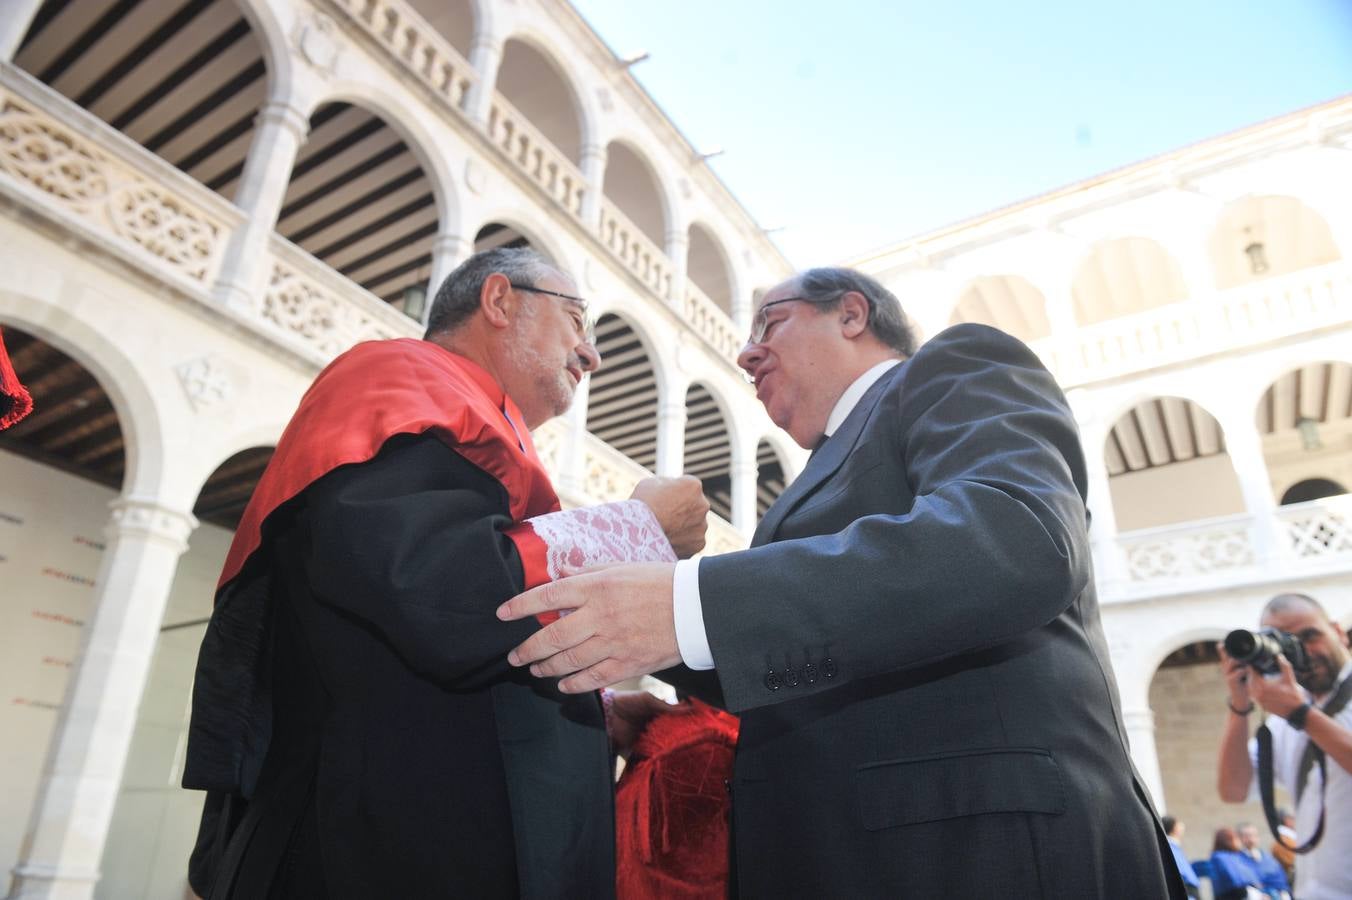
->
[730,453,759,536]
[425,232,474,319]
[665,228,690,308]
[1122,705,1167,811]
[9,497,197,900]
[1070,392,1128,591]
[578,142,608,230]
[212,100,310,315]
[465,35,504,127]
[1219,409,1279,565]
[0,0,44,62]
[655,396,687,478]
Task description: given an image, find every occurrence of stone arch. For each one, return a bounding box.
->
[587,311,663,471]
[948,275,1052,344]
[471,212,571,272]
[14,0,272,204]
[1209,195,1341,290]
[273,92,457,315]
[687,221,737,317]
[0,299,164,497]
[684,381,736,521]
[1279,477,1347,505]
[602,139,671,250]
[494,32,588,164]
[1104,395,1245,531]
[1071,237,1188,326]
[755,436,789,520]
[1255,360,1352,506]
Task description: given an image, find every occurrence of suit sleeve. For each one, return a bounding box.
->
[699,325,1093,713]
[301,432,543,690]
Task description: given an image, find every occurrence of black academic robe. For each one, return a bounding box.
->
[187,433,614,899]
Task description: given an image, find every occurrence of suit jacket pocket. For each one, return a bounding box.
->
[856,747,1065,831]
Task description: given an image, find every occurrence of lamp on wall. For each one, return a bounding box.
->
[1242,227,1269,275]
[402,262,430,323]
[1296,416,1323,451]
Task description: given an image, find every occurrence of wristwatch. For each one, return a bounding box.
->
[1286,701,1313,731]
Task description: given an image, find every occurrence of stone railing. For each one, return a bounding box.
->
[484,92,587,219]
[325,0,476,113]
[1106,495,1352,599]
[599,198,671,300]
[684,282,743,362]
[1038,261,1352,387]
[1275,493,1352,561]
[262,235,419,363]
[0,66,239,291]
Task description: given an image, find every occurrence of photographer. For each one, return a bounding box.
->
[1217,593,1352,899]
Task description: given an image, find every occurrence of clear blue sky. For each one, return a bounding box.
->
[572,1,1352,267]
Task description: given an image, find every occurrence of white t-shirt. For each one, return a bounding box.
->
[1247,662,1352,900]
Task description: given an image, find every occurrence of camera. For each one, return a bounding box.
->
[1223,628,1310,676]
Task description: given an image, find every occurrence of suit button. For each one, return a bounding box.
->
[764,671,783,691]
[822,657,838,679]
[802,663,817,684]
[784,666,800,687]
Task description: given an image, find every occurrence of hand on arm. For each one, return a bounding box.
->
[497,561,681,693]
[630,476,709,559]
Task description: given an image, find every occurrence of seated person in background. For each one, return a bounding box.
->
[1162,816,1200,899]
[1237,822,1290,899]
[1209,827,1263,900]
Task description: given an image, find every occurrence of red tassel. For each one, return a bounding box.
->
[615,698,739,899]
[0,326,33,430]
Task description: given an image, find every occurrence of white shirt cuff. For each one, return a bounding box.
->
[672,558,715,670]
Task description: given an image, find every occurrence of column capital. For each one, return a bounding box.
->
[469,33,504,58]
[105,496,198,552]
[256,100,311,142]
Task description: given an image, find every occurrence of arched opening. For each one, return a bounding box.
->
[602,141,667,249]
[408,0,475,59]
[100,445,273,898]
[1105,396,1245,531]
[15,0,268,203]
[684,384,732,522]
[1072,238,1188,326]
[495,38,582,164]
[1210,195,1341,290]
[585,313,658,470]
[687,222,735,316]
[277,102,440,317]
[1148,638,1273,861]
[1280,478,1347,505]
[1256,361,1352,501]
[948,275,1052,344]
[0,326,128,892]
[756,438,787,521]
[474,221,551,261]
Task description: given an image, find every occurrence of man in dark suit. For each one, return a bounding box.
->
[502,265,1186,896]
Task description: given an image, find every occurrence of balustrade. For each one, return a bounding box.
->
[599,198,672,300]
[326,0,476,112]
[484,93,587,218]
[684,281,744,361]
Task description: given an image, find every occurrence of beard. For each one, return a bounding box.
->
[506,336,574,420]
[1297,653,1341,695]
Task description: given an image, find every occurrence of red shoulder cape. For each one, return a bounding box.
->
[0,326,33,430]
[218,338,559,593]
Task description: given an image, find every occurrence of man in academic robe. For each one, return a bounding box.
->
[183,247,708,899]
[500,267,1185,896]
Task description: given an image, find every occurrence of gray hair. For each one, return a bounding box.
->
[1262,592,1330,622]
[797,267,917,356]
[423,247,561,338]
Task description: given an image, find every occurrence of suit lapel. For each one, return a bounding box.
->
[752,364,903,546]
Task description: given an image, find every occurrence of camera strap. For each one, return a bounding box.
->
[1255,672,1352,855]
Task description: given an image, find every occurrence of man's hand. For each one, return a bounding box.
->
[1248,654,1306,718]
[498,562,681,693]
[607,690,690,758]
[1218,643,1252,710]
[630,476,709,559]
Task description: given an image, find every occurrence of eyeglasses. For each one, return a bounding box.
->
[747,293,848,345]
[509,283,596,343]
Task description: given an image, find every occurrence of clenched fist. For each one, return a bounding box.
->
[631,475,709,559]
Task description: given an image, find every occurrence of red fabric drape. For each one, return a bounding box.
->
[615,699,740,899]
[0,326,33,430]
